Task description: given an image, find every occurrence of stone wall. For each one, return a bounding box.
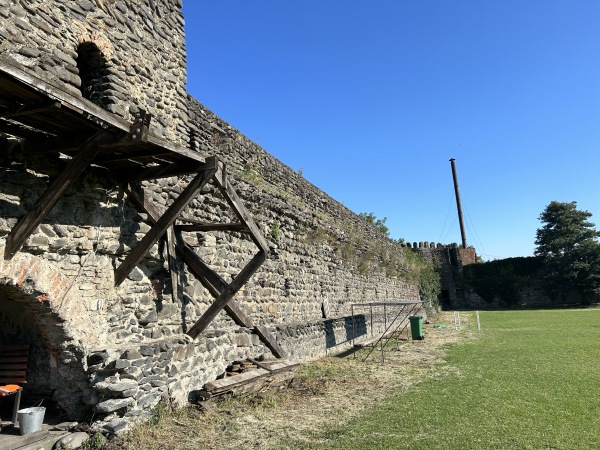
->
[0,0,424,432]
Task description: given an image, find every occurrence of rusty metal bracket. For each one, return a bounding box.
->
[128,110,151,142]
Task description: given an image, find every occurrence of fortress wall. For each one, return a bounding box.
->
[0,0,423,431]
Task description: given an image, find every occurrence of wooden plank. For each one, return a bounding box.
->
[204,361,298,396]
[0,363,28,369]
[0,120,49,142]
[12,387,22,424]
[0,370,27,377]
[213,164,270,254]
[175,222,248,233]
[186,251,266,339]
[0,345,30,352]
[0,430,49,450]
[0,357,28,363]
[114,157,218,285]
[94,147,172,163]
[258,361,299,373]
[204,368,270,393]
[4,131,117,258]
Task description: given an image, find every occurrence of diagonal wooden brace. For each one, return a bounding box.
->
[175,229,286,357]
[213,163,270,254]
[4,131,117,259]
[124,167,286,358]
[186,251,266,339]
[114,156,218,285]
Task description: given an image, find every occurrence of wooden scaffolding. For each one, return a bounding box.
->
[0,56,285,358]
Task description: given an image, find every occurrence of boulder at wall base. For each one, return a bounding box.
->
[52,431,90,449]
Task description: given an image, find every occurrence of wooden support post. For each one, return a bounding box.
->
[114,157,218,285]
[4,131,116,259]
[166,226,179,302]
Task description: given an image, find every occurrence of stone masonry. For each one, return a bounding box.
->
[0,0,424,432]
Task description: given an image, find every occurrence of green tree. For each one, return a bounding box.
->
[535,201,600,303]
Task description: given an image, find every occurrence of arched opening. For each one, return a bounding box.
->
[76,42,111,106]
[0,283,91,422]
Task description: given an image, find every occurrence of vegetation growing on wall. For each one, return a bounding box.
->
[402,248,441,312]
[358,212,389,237]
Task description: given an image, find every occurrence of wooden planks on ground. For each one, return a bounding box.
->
[0,430,50,450]
[201,360,299,399]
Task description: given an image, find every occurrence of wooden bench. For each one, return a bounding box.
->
[0,345,30,425]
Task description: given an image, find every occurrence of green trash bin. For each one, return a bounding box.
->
[409,316,424,340]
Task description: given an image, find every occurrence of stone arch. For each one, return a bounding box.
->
[76,41,112,107]
[0,253,97,418]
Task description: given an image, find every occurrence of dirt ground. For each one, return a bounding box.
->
[106,312,475,450]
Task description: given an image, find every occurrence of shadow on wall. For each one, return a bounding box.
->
[323,315,367,350]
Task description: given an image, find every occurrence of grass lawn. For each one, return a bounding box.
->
[284,309,600,450]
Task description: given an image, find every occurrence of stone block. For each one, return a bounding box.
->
[95,398,134,413]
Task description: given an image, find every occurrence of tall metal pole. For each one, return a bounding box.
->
[449,158,467,249]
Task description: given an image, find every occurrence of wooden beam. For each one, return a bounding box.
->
[213,163,270,254]
[163,243,288,355]
[116,160,206,181]
[254,325,287,358]
[186,251,266,339]
[174,232,253,327]
[125,181,285,357]
[0,120,50,143]
[166,226,179,302]
[0,101,61,119]
[4,131,117,258]
[114,156,218,285]
[123,183,159,219]
[175,222,248,233]
[175,232,225,297]
[127,190,255,328]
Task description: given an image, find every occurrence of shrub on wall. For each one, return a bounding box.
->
[402,248,441,312]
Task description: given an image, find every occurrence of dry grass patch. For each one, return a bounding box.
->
[105,312,474,450]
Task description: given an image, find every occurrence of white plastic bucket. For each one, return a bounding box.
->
[17,406,45,435]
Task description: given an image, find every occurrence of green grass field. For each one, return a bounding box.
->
[284,309,600,450]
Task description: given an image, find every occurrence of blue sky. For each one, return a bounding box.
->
[182,1,600,260]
